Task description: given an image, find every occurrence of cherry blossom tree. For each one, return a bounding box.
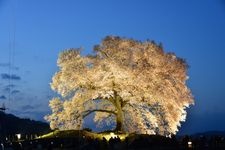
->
[45,36,194,136]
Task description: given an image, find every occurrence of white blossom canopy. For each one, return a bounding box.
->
[45,36,194,136]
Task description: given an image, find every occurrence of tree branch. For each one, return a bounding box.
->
[82,109,116,118]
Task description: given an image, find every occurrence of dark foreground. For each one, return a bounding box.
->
[1,134,225,150]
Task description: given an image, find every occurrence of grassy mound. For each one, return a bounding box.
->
[39,130,128,141]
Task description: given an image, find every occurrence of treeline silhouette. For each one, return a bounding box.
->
[0,111,50,137]
[1,134,225,149]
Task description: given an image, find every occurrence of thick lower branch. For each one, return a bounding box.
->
[82,109,116,118]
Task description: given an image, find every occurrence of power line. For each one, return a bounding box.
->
[7,0,17,107]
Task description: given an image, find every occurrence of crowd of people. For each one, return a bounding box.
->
[0,134,225,149]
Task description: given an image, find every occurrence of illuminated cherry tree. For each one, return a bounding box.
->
[45,36,194,136]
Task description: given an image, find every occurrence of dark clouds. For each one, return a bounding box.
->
[10,108,47,121]
[5,84,16,88]
[21,105,35,110]
[0,63,9,67]
[0,63,19,70]
[0,95,6,100]
[11,90,20,94]
[1,84,20,97]
[1,73,21,80]
[3,87,10,92]
[3,84,17,93]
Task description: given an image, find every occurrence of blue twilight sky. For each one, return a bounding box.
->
[0,0,225,135]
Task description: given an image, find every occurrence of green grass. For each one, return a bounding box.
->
[38,130,129,141]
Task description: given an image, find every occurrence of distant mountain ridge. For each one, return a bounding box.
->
[191,130,225,137]
[0,111,50,136]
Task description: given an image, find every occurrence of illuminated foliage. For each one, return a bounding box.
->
[45,36,194,136]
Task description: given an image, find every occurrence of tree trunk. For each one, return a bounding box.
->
[115,109,123,132]
[115,94,123,133]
